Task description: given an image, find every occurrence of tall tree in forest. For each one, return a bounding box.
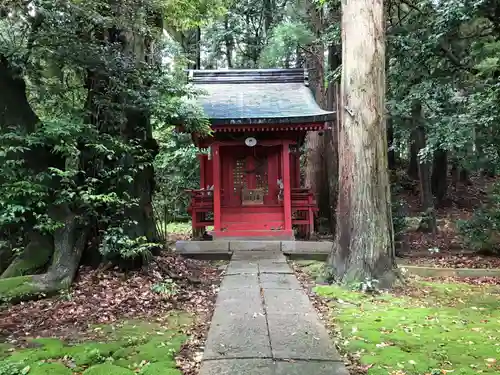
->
[328,0,398,287]
[0,0,209,301]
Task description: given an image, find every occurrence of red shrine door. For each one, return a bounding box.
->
[221,146,281,206]
[219,145,285,233]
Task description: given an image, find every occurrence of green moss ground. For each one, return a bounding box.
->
[0,312,192,375]
[296,261,500,375]
[0,275,37,302]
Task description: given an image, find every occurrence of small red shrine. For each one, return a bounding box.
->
[182,68,334,240]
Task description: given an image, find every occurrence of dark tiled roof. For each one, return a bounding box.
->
[188,69,335,126]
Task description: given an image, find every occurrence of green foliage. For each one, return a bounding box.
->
[151,279,179,298]
[153,129,199,225]
[0,0,212,263]
[98,227,156,261]
[260,21,315,68]
[201,0,291,68]
[458,182,500,253]
[0,362,29,375]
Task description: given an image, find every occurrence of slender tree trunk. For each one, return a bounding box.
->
[195,27,201,69]
[263,0,274,39]
[385,41,396,170]
[327,0,398,288]
[224,16,233,68]
[459,168,471,184]
[431,148,448,204]
[412,103,437,233]
[387,117,396,169]
[304,0,330,232]
[408,131,419,179]
[324,43,341,234]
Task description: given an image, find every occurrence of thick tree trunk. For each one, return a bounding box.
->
[122,109,158,242]
[327,0,398,288]
[0,55,86,302]
[0,206,87,303]
[431,148,448,204]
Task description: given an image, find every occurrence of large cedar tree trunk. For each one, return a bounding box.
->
[327,0,398,288]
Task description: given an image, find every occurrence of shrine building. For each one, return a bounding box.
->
[181,68,335,241]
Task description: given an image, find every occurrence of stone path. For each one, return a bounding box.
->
[199,251,349,375]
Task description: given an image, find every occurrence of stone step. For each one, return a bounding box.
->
[199,254,348,375]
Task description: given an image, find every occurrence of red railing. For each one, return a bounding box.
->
[186,188,318,238]
[186,189,217,237]
[291,188,317,238]
[186,189,214,212]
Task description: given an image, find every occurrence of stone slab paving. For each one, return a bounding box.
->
[199,251,348,375]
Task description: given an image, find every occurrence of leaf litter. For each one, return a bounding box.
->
[0,253,224,375]
[292,261,500,375]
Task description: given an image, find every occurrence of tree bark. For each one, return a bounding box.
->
[304,0,330,231]
[324,43,341,234]
[0,56,85,302]
[431,148,448,204]
[0,207,87,303]
[387,117,396,169]
[224,16,233,68]
[411,103,437,233]
[327,0,398,288]
[407,130,419,179]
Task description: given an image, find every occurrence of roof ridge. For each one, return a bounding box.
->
[187,68,308,85]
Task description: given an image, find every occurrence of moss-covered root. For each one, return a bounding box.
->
[1,243,53,279]
[30,362,72,375]
[0,274,67,303]
[83,364,134,375]
[0,245,13,275]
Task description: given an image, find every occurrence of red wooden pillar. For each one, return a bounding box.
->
[294,152,301,188]
[282,140,292,232]
[199,154,205,189]
[212,143,222,233]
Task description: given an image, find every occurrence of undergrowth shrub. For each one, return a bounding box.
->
[99,227,157,262]
[458,182,500,254]
[0,362,29,375]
